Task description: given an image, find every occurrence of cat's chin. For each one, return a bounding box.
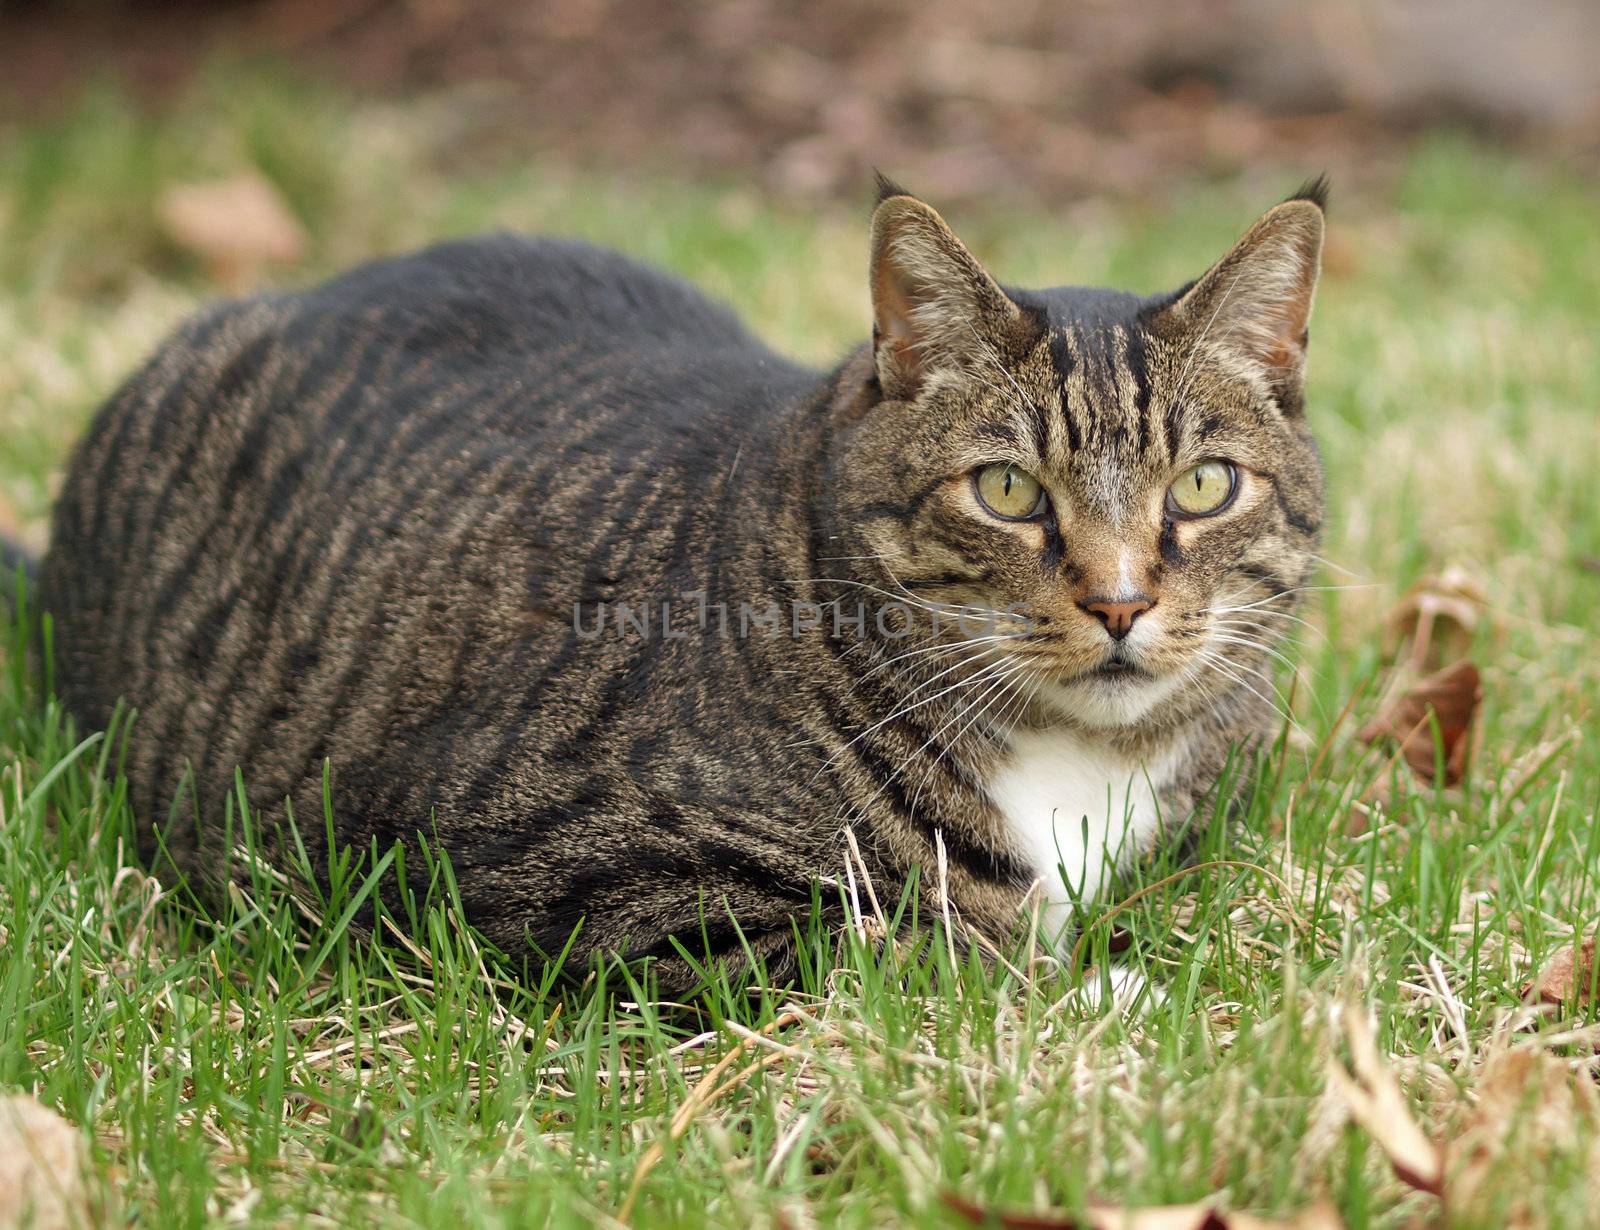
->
[1032,667,1185,731]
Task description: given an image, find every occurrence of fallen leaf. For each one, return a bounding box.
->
[1325,1007,1444,1196]
[1385,567,1485,671]
[0,1095,90,1230]
[1521,935,1598,1010]
[1450,1048,1600,1227]
[1331,1012,1600,1226]
[938,1192,1343,1228]
[941,1192,1081,1229]
[1357,660,1481,786]
[158,173,307,291]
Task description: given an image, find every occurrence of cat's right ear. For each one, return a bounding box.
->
[869,182,1021,401]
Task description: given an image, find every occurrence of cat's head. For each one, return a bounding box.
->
[822,179,1327,733]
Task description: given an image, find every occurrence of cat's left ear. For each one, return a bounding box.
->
[1155,182,1326,409]
[868,180,1023,401]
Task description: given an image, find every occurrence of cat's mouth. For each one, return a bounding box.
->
[1034,649,1182,729]
[1086,655,1152,682]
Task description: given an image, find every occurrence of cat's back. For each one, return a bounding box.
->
[41,234,817,829]
[295,233,777,367]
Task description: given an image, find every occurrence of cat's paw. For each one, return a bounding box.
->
[1074,963,1165,1015]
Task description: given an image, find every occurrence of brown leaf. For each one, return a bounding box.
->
[940,1191,1084,1228]
[1357,660,1482,786]
[1450,1048,1600,1226]
[158,173,307,291]
[1326,1008,1445,1197]
[938,1192,1343,1229]
[1385,567,1485,672]
[0,1095,90,1230]
[1521,935,1598,1010]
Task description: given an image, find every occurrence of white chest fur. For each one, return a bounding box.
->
[987,726,1183,933]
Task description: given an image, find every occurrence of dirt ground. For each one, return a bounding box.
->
[4,0,1597,202]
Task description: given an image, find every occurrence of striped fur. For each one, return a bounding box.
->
[39,187,1326,991]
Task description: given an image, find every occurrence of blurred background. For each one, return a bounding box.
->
[4,0,1598,201]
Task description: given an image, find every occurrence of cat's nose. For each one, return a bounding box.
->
[1080,596,1154,641]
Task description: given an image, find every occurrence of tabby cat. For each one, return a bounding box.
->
[21,178,1326,993]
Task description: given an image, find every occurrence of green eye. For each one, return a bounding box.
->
[975,463,1047,520]
[1167,461,1237,517]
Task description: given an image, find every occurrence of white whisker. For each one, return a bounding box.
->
[1205,604,1318,631]
[1205,631,1300,672]
[1189,645,1305,740]
[814,652,1016,780]
[897,659,1035,822]
[862,633,1019,681]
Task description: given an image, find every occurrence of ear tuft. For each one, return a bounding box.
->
[1287,174,1331,213]
[873,170,915,208]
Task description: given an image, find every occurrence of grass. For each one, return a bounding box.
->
[2,71,1600,1228]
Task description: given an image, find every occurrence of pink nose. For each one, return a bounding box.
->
[1080,597,1153,641]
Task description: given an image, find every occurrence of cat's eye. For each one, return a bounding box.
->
[1167,461,1237,517]
[974,463,1048,520]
